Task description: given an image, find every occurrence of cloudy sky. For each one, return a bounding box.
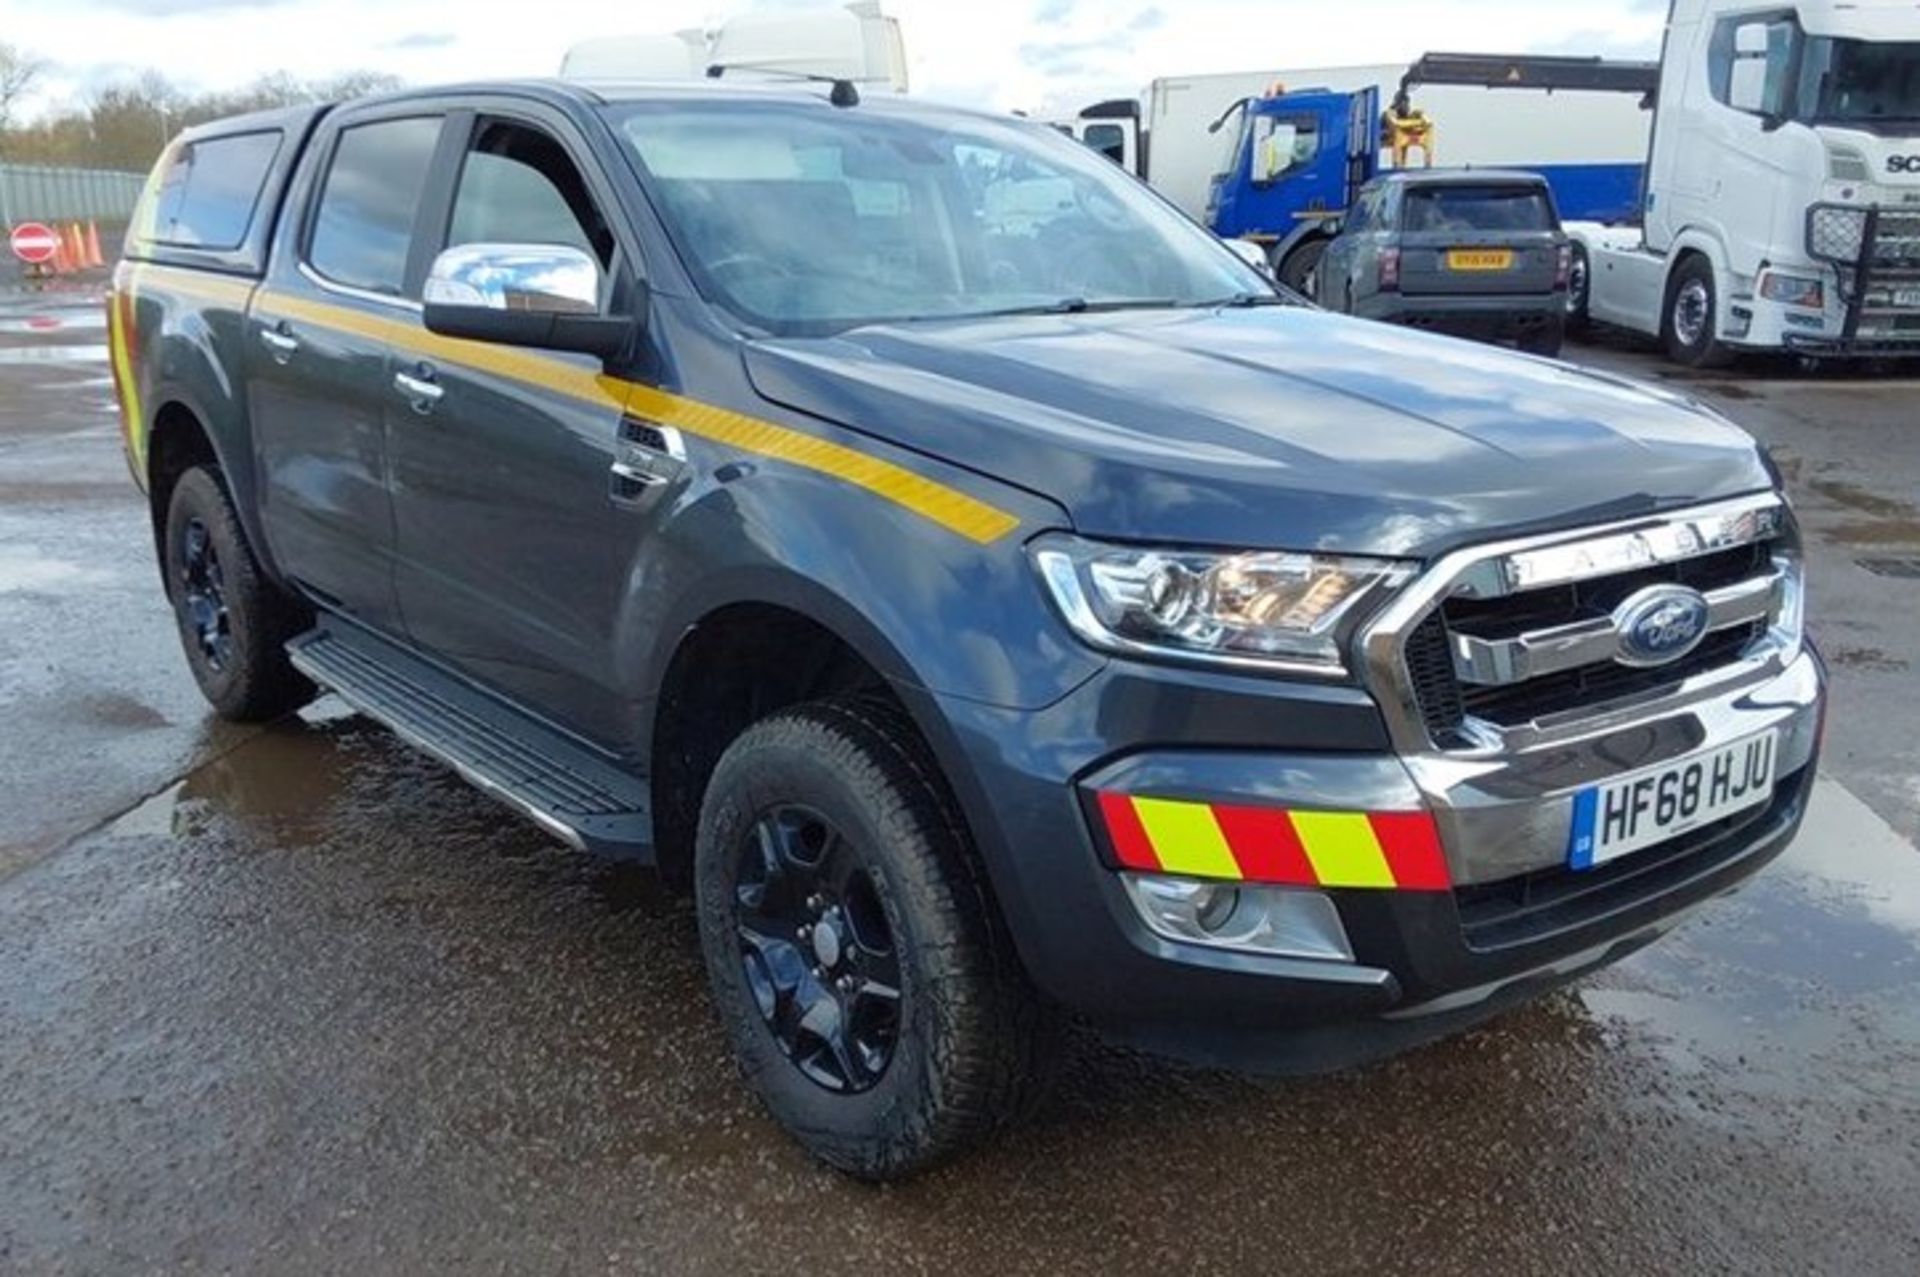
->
[8,0,1668,117]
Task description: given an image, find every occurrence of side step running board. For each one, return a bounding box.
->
[288,623,653,860]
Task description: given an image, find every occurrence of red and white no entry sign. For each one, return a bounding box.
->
[9,222,61,265]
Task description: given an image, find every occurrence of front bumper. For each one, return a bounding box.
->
[924,646,1824,1073]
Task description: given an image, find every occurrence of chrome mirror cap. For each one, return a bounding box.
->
[423,243,601,315]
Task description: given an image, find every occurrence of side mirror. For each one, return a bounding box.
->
[422,243,634,360]
[1728,57,1768,115]
[1224,238,1273,276]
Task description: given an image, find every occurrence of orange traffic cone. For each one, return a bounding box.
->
[51,229,72,274]
[84,221,105,269]
[67,223,87,270]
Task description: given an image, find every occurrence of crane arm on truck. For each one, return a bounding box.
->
[1383,53,1661,167]
[1389,53,1661,118]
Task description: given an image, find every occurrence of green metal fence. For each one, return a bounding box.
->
[1,163,147,227]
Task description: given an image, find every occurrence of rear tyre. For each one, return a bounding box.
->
[694,698,1050,1180]
[1565,243,1592,337]
[1662,256,1733,369]
[1520,318,1566,359]
[1277,238,1327,302]
[163,466,315,722]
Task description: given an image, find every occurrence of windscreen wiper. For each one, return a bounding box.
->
[1194,292,1293,308]
[942,297,1184,320]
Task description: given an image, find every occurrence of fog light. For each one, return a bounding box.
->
[1122,875,1354,961]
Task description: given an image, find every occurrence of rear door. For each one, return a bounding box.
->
[249,108,448,630]
[1395,183,1562,296]
[386,103,657,744]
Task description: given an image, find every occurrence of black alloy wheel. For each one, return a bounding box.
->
[734,803,902,1093]
[177,516,234,672]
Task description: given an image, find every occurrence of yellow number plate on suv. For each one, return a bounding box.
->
[1446,249,1514,271]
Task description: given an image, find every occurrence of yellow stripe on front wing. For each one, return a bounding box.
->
[1130,798,1242,881]
[1289,811,1396,888]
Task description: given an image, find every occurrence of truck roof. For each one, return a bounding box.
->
[1373,167,1552,188]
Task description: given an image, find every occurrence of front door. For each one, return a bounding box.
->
[386,108,662,746]
[249,109,447,632]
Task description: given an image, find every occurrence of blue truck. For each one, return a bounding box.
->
[1064,54,1660,295]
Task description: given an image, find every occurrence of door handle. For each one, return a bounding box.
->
[258,324,299,364]
[393,368,444,415]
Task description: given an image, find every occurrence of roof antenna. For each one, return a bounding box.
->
[829,78,860,108]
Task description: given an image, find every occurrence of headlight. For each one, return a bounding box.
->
[1032,534,1414,676]
[1760,271,1825,309]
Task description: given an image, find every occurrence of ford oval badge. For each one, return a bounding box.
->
[1613,585,1712,667]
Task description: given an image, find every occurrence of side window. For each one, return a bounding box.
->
[308,116,443,297]
[1248,114,1321,183]
[138,131,283,251]
[1082,123,1127,166]
[1344,190,1370,234]
[1709,14,1802,117]
[446,120,614,270]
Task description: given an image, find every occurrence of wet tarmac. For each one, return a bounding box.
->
[2,285,1918,1274]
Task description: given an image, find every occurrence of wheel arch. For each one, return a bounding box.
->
[142,386,285,589]
[642,580,983,894]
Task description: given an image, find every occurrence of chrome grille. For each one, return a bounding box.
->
[1365,495,1799,751]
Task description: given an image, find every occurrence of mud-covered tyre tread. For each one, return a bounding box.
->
[163,466,314,722]
[694,696,1053,1180]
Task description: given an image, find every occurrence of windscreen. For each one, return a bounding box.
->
[1401,186,1556,234]
[1797,39,1920,128]
[612,100,1266,335]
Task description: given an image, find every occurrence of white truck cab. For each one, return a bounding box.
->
[1570,0,1920,365]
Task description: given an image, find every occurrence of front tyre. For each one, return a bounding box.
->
[1662,256,1733,369]
[694,699,1048,1180]
[163,466,314,722]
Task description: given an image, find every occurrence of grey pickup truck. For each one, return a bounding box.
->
[110,77,1824,1178]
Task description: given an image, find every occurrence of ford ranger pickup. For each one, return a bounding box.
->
[109,80,1825,1179]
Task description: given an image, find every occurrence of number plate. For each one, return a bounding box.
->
[1894,287,1920,309]
[1568,731,1779,870]
[1446,249,1514,272]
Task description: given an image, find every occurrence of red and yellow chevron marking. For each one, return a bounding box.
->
[1095,792,1450,892]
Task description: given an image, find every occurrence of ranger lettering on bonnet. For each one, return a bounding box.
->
[111,76,1825,1179]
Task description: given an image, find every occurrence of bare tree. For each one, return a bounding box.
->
[0,41,48,148]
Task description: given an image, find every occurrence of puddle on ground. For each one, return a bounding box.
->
[0,343,108,365]
[0,311,106,335]
[0,546,115,593]
[1810,478,1919,521]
